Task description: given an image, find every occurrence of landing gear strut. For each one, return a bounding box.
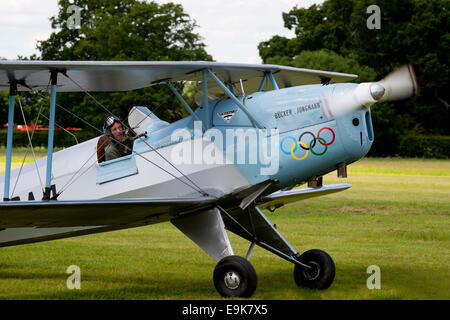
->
[173,204,336,298]
[213,205,336,297]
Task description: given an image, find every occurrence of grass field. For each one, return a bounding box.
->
[0,149,449,300]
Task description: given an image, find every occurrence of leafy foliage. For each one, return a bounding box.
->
[259,0,449,156]
[0,0,212,138]
[266,49,377,83]
[38,0,211,62]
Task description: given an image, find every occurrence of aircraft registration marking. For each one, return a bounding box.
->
[274,101,322,119]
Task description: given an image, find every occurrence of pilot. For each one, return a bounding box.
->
[103,115,134,161]
[102,115,147,161]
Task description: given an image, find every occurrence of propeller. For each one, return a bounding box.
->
[322,64,418,118]
[379,64,418,101]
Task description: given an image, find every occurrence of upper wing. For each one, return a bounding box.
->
[0,60,358,94]
[258,184,351,211]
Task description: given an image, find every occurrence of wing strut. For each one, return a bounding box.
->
[43,71,58,200]
[257,73,267,92]
[203,70,211,129]
[206,69,265,129]
[3,82,17,201]
[268,72,279,90]
[257,71,279,92]
[166,80,201,122]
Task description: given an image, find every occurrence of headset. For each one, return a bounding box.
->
[103,115,122,137]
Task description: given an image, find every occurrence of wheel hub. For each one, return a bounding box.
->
[303,261,321,281]
[224,271,240,290]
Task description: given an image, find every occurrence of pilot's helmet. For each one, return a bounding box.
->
[103,115,122,136]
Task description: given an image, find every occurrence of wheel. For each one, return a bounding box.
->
[294,249,335,290]
[213,255,257,298]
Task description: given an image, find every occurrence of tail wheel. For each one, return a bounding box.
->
[213,255,257,298]
[294,249,335,290]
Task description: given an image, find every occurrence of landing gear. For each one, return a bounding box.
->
[174,204,336,297]
[294,249,335,290]
[213,255,257,298]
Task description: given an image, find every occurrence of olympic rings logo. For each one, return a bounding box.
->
[280,127,335,160]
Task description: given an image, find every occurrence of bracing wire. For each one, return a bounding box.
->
[63,74,119,120]
[59,74,210,197]
[38,113,79,144]
[10,87,49,197]
[56,136,208,198]
[56,138,110,196]
[51,86,210,197]
[28,88,103,134]
[137,138,209,196]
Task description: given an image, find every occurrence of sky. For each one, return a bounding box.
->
[0,0,323,63]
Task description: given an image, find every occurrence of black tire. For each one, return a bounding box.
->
[294,249,335,290]
[213,255,257,298]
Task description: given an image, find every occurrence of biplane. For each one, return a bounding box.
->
[0,61,417,297]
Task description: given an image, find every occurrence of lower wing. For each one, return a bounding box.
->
[0,182,350,247]
[0,197,215,247]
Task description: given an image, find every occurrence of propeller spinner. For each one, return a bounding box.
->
[323,64,418,118]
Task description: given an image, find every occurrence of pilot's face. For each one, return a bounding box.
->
[111,122,124,141]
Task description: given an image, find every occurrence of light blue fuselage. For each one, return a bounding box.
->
[133,83,374,190]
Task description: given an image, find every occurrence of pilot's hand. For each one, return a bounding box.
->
[131,131,147,141]
[126,128,137,137]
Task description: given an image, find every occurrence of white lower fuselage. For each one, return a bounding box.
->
[1,136,250,202]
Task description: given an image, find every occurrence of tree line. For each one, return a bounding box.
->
[1,0,448,158]
[0,0,211,139]
[259,0,449,157]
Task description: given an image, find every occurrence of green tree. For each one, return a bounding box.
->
[266,48,377,83]
[259,0,449,156]
[0,56,47,133]
[36,0,212,133]
[0,56,7,129]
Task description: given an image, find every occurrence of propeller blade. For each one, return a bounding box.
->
[380,64,418,101]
